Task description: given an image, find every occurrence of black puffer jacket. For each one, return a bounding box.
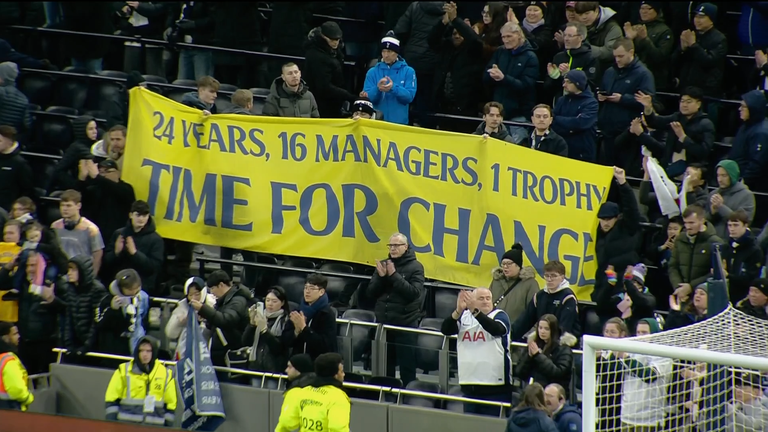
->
[0,76,31,135]
[515,333,576,399]
[103,217,164,296]
[722,230,764,305]
[0,250,66,342]
[644,110,715,168]
[198,285,251,366]
[367,248,425,326]
[53,115,97,191]
[394,1,446,74]
[303,28,356,118]
[427,16,484,113]
[592,182,642,308]
[60,255,106,352]
[672,26,728,97]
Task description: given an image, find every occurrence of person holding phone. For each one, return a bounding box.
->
[241,286,293,373]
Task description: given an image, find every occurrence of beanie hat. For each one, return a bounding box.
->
[526,2,547,15]
[715,159,740,187]
[501,243,524,268]
[638,317,661,334]
[0,62,19,84]
[352,97,375,116]
[320,21,343,40]
[288,353,314,374]
[695,3,717,23]
[126,70,146,90]
[381,30,400,54]
[631,263,647,285]
[640,1,663,12]
[751,278,768,297]
[564,70,588,91]
[694,283,708,294]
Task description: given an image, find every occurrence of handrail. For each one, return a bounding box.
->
[20,151,60,160]
[31,108,108,124]
[5,25,356,66]
[337,318,379,328]
[50,347,508,407]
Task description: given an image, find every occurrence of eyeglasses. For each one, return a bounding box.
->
[543,273,562,280]
[501,261,516,268]
[304,285,322,292]
[386,243,406,249]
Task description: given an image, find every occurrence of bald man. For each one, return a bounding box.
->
[441,288,512,416]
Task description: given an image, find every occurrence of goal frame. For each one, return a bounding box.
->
[581,334,768,432]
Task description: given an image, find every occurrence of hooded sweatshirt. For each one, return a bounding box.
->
[104,217,163,295]
[60,254,106,353]
[181,92,217,114]
[53,115,98,191]
[511,279,580,343]
[586,6,622,80]
[728,90,768,188]
[165,277,215,360]
[707,160,756,240]
[0,61,31,133]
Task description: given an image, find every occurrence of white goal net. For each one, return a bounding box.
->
[582,306,768,432]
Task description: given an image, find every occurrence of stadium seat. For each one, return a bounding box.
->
[319,262,354,274]
[26,156,58,193]
[358,376,401,402]
[343,372,366,384]
[433,289,459,319]
[214,99,234,113]
[276,273,307,305]
[251,99,265,115]
[172,79,198,88]
[41,201,62,225]
[403,380,442,409]
[143,75,168,84]
[324,276,353,303]
[250,87,270,98]
[86,80,123,112]
[165,88,188,104]
[340,309,375,363]
[282,258,316,269]
[351,280,376,310]
[98,70,128,79]
[341,309,376,322]
[18,73,54,107]
[445,386,464,413]
[52,75,90,110]
[218,83,239,93]
[367,58,378,69]
[32,108,75,153]
[416,318,444,373]
[27,103,41,112]
[45,106,78,116]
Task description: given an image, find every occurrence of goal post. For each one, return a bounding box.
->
[582,311,768,432]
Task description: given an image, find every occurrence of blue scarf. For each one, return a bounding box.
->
[300,293,329,321]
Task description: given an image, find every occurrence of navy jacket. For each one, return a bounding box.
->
[521,130,569,157]
[553,404,582,432]
[598,57,655,135]
[483,40,539,119]
[729,90,768,190]
[552,89,599,162]
[507,407,558,432]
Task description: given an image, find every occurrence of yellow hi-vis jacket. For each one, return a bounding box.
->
[104,359,177,427]
[276,383,351,432]
[0,352,33,411]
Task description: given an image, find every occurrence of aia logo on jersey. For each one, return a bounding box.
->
[461,331,487,342]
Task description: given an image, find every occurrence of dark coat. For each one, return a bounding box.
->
[59,255,106,352]
[672,26,728,97]
[614,127,666,178]
[472,122,516,144]
[181,92,217,113]
[520,130,569,157]
[394,1,446,74]
[262,78,319,118]
[668,222,724,289]
[645,110,715,168]
[198,285,251,365]
[552,88,599,162]
[286,305,337,360]
[0,253,65,343]
[506,407,558,432]
[427,16,484,113]
[515,335,575,399]
[242,315,294,373]
[0,143,33,211]
[367,248,425,326]
[593,182,642,290]
[634,18,674,90]
[53,115,97,192]
[483,41,539,119]
[303,28,356,118]
[164,1,215,45]
[103,217,164,296]
[736,298,768,320]
[729,90,768,190]
[523,23,556,71]
[598,57,656,135]
[60,2,114,60]
[722,230,764,304]
[553,404,582,432]
[665,308,707,330]
[115,1,168,39]
[76,176,136,246]
[0,80,30,135]
[544,43,599,99]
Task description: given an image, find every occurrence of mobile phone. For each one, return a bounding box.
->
[598,91,610,96]
[256,302,265,315]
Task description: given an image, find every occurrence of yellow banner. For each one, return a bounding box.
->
[123,88,613,299]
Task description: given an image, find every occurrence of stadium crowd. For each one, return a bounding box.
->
[1,1,768,431]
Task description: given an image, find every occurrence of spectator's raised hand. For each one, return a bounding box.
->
[189,299,203,311]
[669,295,681,311]
[86,159,99,178]
[710,193,723,211]
[115,235,125,254]
[756,50,768,68]
[630,117,644,136]
[487,64,504,81]
[445,2,458,21]
[359,91,368,98]
[554,30,564,48]
[290,311,306,332]
[77,160,89,181]
[527,338,540,356]
[375,259,387,277]
[604,93,621,103]
[125,236,137,255]
[634,91,653,108]
[546,63,557,76]
[456,290,469,312]
[635,24,648,39]
[670,121,686,141]
[623,22,637,39]
[613,166,626,185]
[674,283,692,302]
[386,259,396,276]
[558,63,570,74]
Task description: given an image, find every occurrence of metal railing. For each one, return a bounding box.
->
[50,348,511,414]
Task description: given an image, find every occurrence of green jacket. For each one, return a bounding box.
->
[488,266,540,322]
[263,77,320,118]
[668,222,723,289]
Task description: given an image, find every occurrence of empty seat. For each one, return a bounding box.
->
[351,280,376,310]
[52,76,90,110]
[26,157,58,193]
[40,200,62,225]
[32,108,75,153]
[99,70,128,79]
[18,73,54,107]
[86,80,123,112]
[445,386,464,413]
[342,372,367,399]
[319,262,354,274]
[172,79,198,87]
[340,309,375,363]
[403,380,442,409]
[324,275,353,303]
[434,289,459,319]
[277,273,307,305]
[27,103,41,112]
[342,309,376,322]
[143,75,168,84]
[45,106,78,116]
[250,87,270,97]
[283,258,316,269]
[416,319,444,373]
[359,376,401,402]
[218,83,239,93]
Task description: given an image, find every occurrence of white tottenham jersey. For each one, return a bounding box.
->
[456,309,512,386]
